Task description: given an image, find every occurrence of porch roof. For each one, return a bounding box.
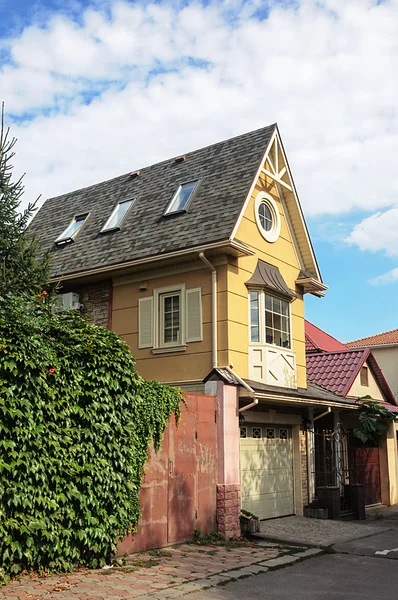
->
[203,367,358,409]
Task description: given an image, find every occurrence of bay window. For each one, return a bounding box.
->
[249,291,291,348]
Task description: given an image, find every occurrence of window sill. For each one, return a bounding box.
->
[249,342,292,351]
[152,345,187,355]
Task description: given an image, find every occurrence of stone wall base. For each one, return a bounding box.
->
[216,483,241,539]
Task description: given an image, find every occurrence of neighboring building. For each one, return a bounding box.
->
[305,321,398,507]
[347,329,398,400]
[29,125,397,537]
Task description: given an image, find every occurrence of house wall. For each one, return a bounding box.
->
[370,347,398,399]
[62,280,111,327]
[112,261,228,383]
[347,361,384,401]
[232,171,306,388]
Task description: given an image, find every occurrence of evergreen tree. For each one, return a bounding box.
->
[0,103,49,296]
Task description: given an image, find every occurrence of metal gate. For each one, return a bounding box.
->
[313,425,381,511]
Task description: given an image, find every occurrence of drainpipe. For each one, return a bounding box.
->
[199,252,218,368]
[313,407,331,422]
[223,367,258,413]
[307,407,315,502]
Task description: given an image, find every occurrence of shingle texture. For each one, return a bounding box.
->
[347,328,398,347]
[29,125,275,279]
[305,320,349,353]
[306,349,369,396]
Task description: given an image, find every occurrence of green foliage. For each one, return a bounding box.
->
[0,104,50,295]
[354,398,396,445]
[0,293,182,584]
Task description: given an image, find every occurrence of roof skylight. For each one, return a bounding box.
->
[101,199,134,232]
[164,181,199,215]
[55,213,89,245]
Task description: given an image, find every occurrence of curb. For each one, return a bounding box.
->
[251,532,329,549]
[139,548,324,599]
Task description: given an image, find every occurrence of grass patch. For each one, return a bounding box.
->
[191,530,255,549]
[149,550,173,558]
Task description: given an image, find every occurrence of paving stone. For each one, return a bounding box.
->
[292,548,323,558]
[236,565,269,575]
[202,574,231,586]
[173,582,207,593]
[259,555,299,567]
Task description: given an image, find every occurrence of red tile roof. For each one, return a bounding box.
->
[307,349,368,396]
[347,328,398,347]
[305,320,349,353]
[306,348,396,404]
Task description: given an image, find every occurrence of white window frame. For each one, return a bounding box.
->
[55,213,90,245]
[248,289,292,350]
[164,180,199,215]
[101,199,134,233]
[254,191,281,243]
[154,284,186,350]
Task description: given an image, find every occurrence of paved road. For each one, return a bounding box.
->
[333,511,398,558]
[186,553,398,600]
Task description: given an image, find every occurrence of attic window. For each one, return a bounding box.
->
[360,366,369,387]
[254,191,281,243]
[101,199,134,232]
[55,213,89,245]
[164,181,198,215]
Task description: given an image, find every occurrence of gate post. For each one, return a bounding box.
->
[350,484,365,520]
[216,382,241,539]
[316,486,340,519]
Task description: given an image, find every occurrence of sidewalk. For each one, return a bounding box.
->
[258,515,390,547]
[0,542,322,600]
[256,505,398,549]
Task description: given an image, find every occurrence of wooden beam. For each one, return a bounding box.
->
[278,166,287,179]
[267,154,277,175]
[261,168,292,191]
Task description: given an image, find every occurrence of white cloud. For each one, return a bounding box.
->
[346,207,398,256]
[370,267,398,286]
[0,0,397,227]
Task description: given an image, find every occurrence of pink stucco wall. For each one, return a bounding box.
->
[217,381,240,484]
[216,381,241,538]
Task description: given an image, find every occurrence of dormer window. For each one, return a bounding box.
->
[55,213,89,245]
[101,199,134,232]
[164,181,199,215]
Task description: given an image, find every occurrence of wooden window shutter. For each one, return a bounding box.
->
[138,297,153,348]
[186,288,202,343]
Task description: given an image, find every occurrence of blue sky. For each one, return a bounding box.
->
[1,0,398,342]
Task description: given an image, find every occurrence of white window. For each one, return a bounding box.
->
[160,291,181,346]
[55,213,89,245]
[254,191,281,243]
[101,199,134,232]
[164,181,199,215]
[249,290,291,348]
[138,286,202,351]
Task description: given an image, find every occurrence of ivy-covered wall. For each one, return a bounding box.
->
[0,293,181,584]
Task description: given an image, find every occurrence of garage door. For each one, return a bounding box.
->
[240,424,294,520]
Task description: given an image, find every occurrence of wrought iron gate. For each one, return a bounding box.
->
[313,425,381,511]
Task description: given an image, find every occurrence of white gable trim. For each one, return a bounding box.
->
[229,127,323,284]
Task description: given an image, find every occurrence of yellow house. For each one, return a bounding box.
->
[30,124,397,534]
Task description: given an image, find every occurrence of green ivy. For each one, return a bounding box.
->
[354,397,396,446]
[0,293,182,584]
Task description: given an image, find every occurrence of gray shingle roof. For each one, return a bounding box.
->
[203,368,355,406]
[29,125,275,279]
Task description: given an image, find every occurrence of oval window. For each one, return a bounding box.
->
[254,192,281,243]
[258,202,273,232]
